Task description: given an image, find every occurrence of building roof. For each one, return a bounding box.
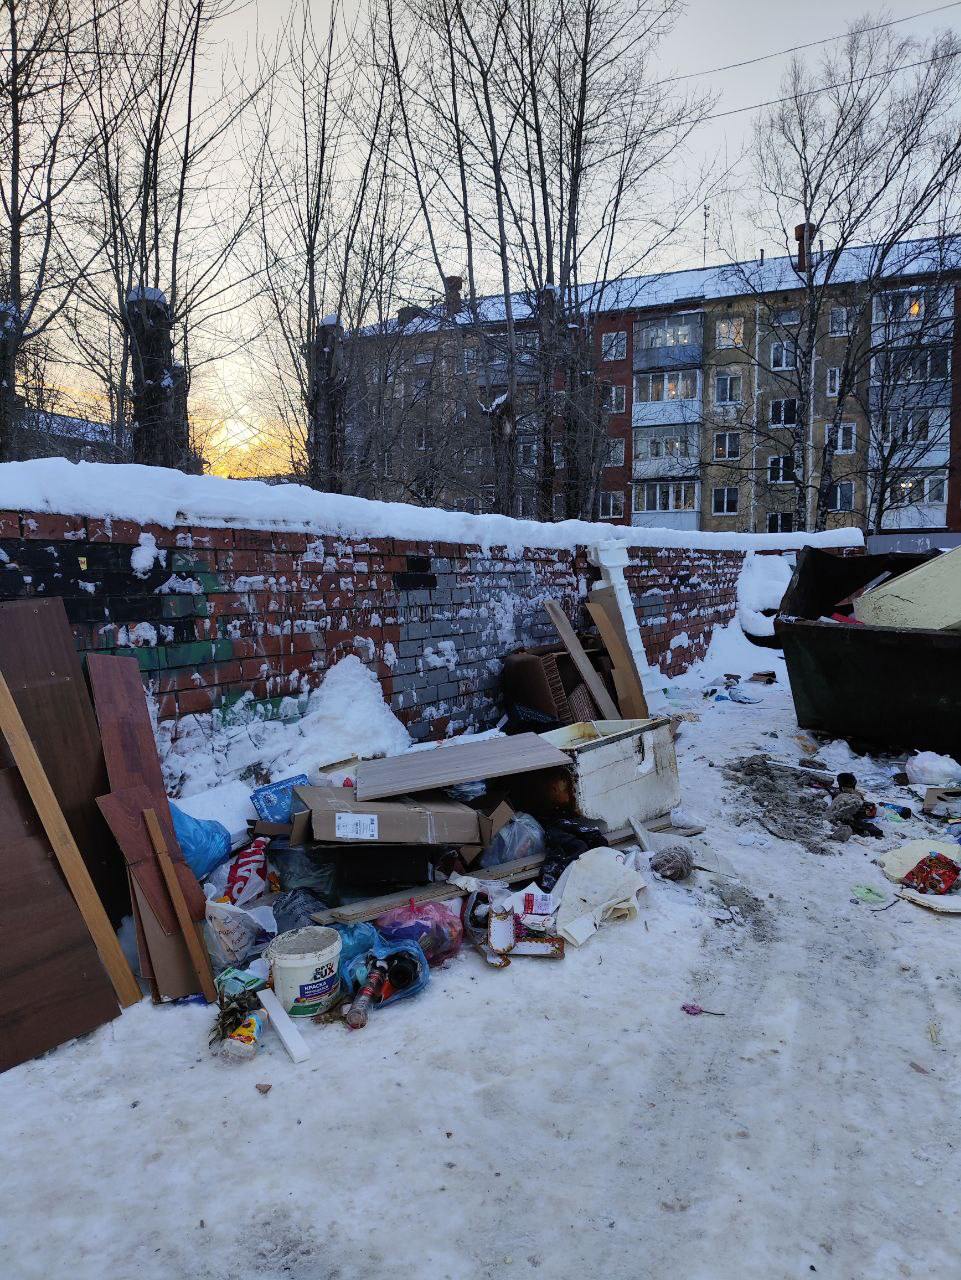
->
[368,236,961,337]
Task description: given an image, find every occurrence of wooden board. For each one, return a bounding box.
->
[543,600,620,719]
[86,653,167,798]
[587,597,649,718]
[0,598,128,923]
[144,808,217,1003]
[354,733,570,802]
[97,787,205,934]
[312,854,546,924]
[0,764,121,1072]
[0,671,141,1009]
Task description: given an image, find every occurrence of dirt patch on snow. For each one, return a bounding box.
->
[723,754,838,856]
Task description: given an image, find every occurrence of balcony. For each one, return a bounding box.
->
[631,509,699,530]
[633,314,703,371]
[632,396,701,428]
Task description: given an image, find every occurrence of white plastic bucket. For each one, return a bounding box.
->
[266,926,342,1018]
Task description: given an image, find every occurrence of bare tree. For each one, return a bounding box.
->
[737,19,961,531]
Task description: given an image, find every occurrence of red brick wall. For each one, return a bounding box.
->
[0,510,748,740]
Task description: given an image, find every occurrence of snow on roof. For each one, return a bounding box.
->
[22,410,113,444]
[0,458,863,554]
[369,236,961,337]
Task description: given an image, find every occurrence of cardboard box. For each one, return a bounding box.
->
[295,786,481,846]
[922,786,961,816]
[471,792,515,845]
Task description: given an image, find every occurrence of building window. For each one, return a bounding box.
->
[599,489,625,519]
[715,317,744,349]
[606,437,625,467]
[633,481,696,512]
[897,348,951,382]
[829,481,854,512]
[414,425,427,450]
[827,367,840,397]
[552,492,566,518]
[634,370,698,402]
[714,431,741,460]
[712,486,738,515]
[516,331,539,351]
[829,306,856,336]
[883,412,930,444]
[776,307,800,326]
[517,439,537,467]
[768,455,794,484]
[714,369,742,405]
[603,383,627,414]
[927,474,947,503]
[767,512,794,533]
[515,491,536,517]
[634,317,696,349]
[771,340,796,371]
[633,430,689,460]
[770,397,798,425]
[826,422,856,454]
[601,331,627,361]
[464,444,491,470]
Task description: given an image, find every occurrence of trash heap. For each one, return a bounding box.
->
[2,589,690,1074]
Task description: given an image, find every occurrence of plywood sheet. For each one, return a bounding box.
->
[354,733,571,801]
[0,598,127,923]
[0,765,119,1072]
[86,653,167,798]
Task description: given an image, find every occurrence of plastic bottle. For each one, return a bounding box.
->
[345,961,387,1030]
[219,1009,264,1061]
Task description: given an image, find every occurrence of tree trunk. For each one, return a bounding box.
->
[127,291,190,469]
[0,309,20,463]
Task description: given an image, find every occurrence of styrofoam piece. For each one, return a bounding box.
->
[258,988,311,1063]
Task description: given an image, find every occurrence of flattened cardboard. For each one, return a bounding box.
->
[471,793,515,846]
[354,733,571,801]
[922,787,961,816]
[295,786,481,846]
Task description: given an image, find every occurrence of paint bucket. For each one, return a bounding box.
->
[266,926,342,1018]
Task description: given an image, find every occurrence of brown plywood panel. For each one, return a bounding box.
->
[0,766,119,1073]
[86,653,167,798]
[0,598,128,923]
[354,733,571,802]
[97,787,205,934]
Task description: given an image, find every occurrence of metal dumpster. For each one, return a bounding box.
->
[775,546,960,755]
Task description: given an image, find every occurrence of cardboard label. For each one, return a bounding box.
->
[335,812,379,841]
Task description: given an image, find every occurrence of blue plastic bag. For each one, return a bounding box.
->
[334,923,430,1009]
[170,802,232,879]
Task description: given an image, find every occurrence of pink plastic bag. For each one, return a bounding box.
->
[374,901,463,966]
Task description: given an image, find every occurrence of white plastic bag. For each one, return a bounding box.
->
[204,895,277,970]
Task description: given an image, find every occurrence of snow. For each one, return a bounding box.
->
[4,623,960,1278]
[130,532,165,578]
[737,550,795,638]
[0,458,864,556]
[158,655,411,797]
[126,285,167,303]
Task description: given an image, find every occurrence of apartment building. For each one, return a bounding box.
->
[351,240,960,536]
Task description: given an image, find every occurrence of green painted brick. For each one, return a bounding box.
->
[165,637,234,667]
[160,594,201,619]
[196,570,225,593]
[171,549,212,572]
[114,644,166,671]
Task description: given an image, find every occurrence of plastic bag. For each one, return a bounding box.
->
[374,901,463,966]
[204,837,272,905]
[479,812,546,868]
[170,802,232,880]
[341,936,430,1008]
[270,844,339,901]
[273,888,330,934]
[204,895,277,970]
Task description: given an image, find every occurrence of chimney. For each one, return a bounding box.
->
[794,222,816,272]
[443,275,463,316]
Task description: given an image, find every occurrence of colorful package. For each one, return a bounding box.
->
[902,853,961,895]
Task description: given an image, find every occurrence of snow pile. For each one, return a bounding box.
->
[0,458,864,555]
[130,532,165,578]
[159,655,411,796]
[736,551,795,638]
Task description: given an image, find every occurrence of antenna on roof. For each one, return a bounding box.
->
[702,203,710,266]
[759,248,765,266]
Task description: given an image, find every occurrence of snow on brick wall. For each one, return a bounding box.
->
[0,509,788,740]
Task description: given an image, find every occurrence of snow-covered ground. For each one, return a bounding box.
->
[2,628,960,1280]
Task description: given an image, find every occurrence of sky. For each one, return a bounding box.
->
[204,0,961,472]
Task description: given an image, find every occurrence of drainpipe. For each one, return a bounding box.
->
[807,346,817,529]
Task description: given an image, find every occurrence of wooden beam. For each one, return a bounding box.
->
[543,600,620,719]
[143,808,218,1004]
[0,672,141,1008]
[586,601,649,718]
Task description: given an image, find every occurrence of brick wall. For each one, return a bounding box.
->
[0,510,746,741]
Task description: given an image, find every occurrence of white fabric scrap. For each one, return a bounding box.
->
[555,848,647,947]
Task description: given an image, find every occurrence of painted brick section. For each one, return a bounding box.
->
[0,512,750,741]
